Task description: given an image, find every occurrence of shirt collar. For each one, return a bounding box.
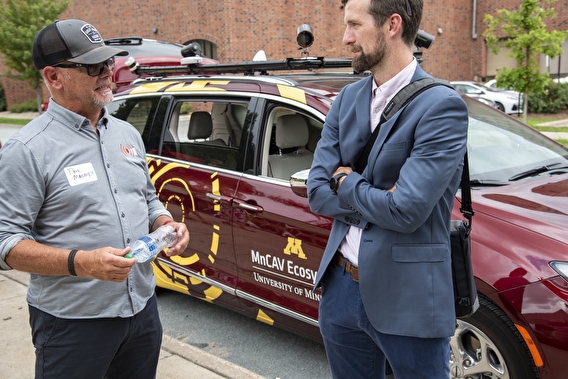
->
[372,57,418,101]
[46,98,110,131]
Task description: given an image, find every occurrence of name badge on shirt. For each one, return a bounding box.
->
[64,163,98,186]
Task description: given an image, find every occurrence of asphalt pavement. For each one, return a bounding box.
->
[0,270,267,379]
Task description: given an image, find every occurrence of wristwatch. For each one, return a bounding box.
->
[329,172,348,193]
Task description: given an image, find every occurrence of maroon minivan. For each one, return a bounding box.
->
[109,55,568,379]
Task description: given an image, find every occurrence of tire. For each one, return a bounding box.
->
[450,294,539,379]
[494,102,505,112]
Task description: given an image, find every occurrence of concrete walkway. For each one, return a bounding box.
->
[0,270,267,379]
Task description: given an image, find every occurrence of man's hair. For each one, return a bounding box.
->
[341,0,423,47]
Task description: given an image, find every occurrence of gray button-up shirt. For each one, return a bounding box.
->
[0,99,171,318]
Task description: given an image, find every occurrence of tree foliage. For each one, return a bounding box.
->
[483,0,568,121]
[0,0,70,112]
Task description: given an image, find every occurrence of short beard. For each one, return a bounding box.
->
[94,91,113,108]
[352,35,387,73]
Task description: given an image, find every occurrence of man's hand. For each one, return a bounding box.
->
[74,247,137,282]
[164,221,190,257]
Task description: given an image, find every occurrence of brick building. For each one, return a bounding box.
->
[1,0,567,109]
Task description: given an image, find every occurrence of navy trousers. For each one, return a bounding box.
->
[319,258,450,379]
[29,294,162,379]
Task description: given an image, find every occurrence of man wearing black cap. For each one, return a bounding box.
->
[0,19,189,378]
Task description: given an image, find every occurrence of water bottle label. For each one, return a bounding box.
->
[139,236,158,253]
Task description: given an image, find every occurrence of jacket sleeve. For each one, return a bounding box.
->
[307,87,373,230]
[338,88,468,233]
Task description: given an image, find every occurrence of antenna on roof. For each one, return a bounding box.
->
[253,50,267,61]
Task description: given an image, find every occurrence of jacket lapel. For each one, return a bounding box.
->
[362,66,431,176]
[354,76,373,146]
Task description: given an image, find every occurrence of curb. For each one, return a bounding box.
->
[161,335,267,379]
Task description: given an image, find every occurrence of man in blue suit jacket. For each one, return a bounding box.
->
[307,0,468,377]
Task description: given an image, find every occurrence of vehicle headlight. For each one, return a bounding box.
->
[506,94,519,100]
[550,261,568,281]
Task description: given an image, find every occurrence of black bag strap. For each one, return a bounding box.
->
[460,152,474,234]
[353,77,474,229]
[355,78,453,175]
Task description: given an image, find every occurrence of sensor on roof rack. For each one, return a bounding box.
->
[180,42,203,64]
[297,24,314,57]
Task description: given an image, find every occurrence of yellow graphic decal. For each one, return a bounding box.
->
[171,253,200,266]
[256,309,275,326]
[164,80,231,93]
[203,286,223,302]
[209,225,220,264]
[277,84,307,104]
[284,237,307,259]
[151,261,190,294]
[149,157,223,302]
[211,173,221,212]
[129,81,179,95]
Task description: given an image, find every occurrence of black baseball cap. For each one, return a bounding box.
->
[32,19,128,70]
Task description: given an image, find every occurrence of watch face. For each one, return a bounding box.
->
[330,173,345,192]
[329,177,337,191]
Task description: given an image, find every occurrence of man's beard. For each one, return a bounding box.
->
[352,35,387,73]
[94,92,113,107]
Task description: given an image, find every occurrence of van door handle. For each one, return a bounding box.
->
[206,192,233,205]
[232,199,264,213]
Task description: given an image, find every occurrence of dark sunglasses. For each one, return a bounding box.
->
[54,57,115,77]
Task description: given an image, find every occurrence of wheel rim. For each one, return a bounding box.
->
[449,319,510,379]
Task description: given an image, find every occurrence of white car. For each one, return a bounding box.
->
[451,81,522,115]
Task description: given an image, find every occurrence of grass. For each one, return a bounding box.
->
[524,117,557,128]
[522,114,568,146]
[0,117,31,126]
[533,126,568,133]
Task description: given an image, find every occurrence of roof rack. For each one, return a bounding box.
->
[125,26,434,79]
[127,56,355,77]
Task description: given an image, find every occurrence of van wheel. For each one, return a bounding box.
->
[450,295,539,379]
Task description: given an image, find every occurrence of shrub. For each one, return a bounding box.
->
[8,99,37,113]
[527,82,568,113]
[180,103,193,114]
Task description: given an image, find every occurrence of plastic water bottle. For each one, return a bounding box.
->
[126,225,178,263]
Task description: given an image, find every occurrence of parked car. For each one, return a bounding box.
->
[451,81,522,115]
[107,54,568,379]
[103,37,219,90]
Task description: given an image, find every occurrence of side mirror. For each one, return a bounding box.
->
[290,169,310,198]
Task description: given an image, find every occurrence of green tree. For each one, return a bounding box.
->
[0,0,70,113]
[484,0,568,122]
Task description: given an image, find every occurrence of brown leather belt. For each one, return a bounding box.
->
[334,252,359,282]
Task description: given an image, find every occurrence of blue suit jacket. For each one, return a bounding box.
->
[308,65,469,338]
